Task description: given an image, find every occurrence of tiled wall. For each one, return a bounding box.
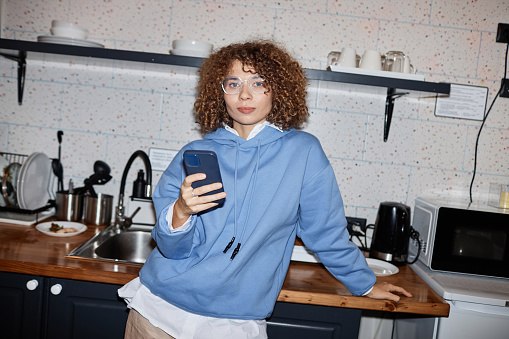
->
[1,0,508,226]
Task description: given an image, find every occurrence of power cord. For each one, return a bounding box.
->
[469,43,507,203]
[406,226,421,265]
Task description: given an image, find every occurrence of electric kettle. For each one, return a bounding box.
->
[369,202,411,265]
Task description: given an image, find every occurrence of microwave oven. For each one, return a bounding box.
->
[409,196,509,278]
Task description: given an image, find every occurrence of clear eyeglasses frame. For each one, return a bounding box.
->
[221,75,268,95]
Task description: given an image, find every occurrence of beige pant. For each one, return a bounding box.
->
[124,309,176,339]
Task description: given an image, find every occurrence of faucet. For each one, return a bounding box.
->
[115,150,152,230]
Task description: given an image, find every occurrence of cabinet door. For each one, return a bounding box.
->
[45,278,128,339]
[267,302,361,339]
[0,271,44,339]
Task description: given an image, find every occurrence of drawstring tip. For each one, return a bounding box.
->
[230,243,241,260]
[223,236,235,253]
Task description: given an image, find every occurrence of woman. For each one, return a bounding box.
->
[119,40,411,339]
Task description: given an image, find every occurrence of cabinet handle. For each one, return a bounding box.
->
[50,283,63,295]
[26,279,39,291]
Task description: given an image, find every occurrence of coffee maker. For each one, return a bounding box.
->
[370,202,411,265]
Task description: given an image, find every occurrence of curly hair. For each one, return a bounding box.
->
[194,40,309,134]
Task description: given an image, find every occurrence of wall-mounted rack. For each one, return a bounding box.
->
[0,38,450,141]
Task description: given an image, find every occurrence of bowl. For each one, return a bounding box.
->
[172,39,213,53]
[50,20,89,39]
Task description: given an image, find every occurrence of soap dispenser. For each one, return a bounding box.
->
[132,170,147,198]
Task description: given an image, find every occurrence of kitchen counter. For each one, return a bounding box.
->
[0,221,449,317]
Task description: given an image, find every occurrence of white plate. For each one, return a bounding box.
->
[366,258,399,276]
[36,221,87,237]
[170,49,209,58]
[17,152,54,210]
[37,35,104,48]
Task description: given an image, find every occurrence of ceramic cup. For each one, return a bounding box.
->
[359,50,382,70]
[384,51,406,72]
[403,56,415,74]
[338,47,357,68]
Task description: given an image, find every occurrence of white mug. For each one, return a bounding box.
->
[403,56,415,74]
[359,50,382,70]
[338,47,357,68]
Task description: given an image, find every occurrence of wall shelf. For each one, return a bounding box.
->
[0,38,450,141]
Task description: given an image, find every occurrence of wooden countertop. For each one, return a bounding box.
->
[0,221,449,317]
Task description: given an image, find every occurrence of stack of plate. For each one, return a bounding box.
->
[38,20,104,48]
[17,152,55,210]
[1,152,56,211]
[37,35,104,48]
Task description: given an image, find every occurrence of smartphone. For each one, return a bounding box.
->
[183,150,225,204]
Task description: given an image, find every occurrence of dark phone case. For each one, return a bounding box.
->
[183,150,225,204]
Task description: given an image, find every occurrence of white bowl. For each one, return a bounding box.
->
[51,26,89,40]
[172,39,213,53]
[50,20,89,39]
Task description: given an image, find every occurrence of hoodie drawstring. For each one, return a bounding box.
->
[224,139,262,260]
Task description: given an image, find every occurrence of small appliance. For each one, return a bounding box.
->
[409,196,509,278]
[370,202,411,265]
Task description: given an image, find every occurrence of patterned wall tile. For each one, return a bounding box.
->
[465,126,509,176]
[160,94,203,143]
[303,108,366,160]
[169,1,275,49]
[0,78,61,128]
[431,0,509,31]
[26,59,113,87]
[3,0,68,33]
[331,157,410,207]
[112,62,199,95]
[69,0,171,45]
[316,81,386,114]
[327,0,432,24]
[378,21,481,77]
[59,84,162,136]
[275,10,379,62]
[223,0,328,12]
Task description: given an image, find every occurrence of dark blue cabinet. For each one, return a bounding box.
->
[0,272,128,339]
[0,272,45,339]
[1,271,361,339]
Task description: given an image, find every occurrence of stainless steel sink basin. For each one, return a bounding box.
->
[67,225,156,264]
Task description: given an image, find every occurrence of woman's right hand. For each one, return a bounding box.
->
[172,173,226,229]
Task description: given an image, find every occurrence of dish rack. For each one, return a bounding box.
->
[0,151,56,225]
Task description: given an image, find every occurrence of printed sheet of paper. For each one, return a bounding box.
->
[435,84,488,121]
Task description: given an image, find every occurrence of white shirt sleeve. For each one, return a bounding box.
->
[166,202,192,233]
[362,286,374,296]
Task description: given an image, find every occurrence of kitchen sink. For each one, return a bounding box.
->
[67,225,156,264]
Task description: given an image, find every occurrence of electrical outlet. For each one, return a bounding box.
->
[496,23,509,43]
[501,79,509,98]
[346,217,367,236]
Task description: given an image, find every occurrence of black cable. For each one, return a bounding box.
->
[469,88,502,203]
[406,226,421,265]
[469,43,508,203]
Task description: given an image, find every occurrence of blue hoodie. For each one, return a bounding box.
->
[139,127,376,320]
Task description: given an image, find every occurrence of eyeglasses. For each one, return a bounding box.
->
[221,75,268,95]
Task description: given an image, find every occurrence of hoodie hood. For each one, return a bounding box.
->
[204,126,293,148]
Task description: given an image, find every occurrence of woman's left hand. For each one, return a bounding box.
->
[366,281,412,302]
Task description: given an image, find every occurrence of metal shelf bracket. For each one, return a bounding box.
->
[0,50,26,105]
[384,88,409,142]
